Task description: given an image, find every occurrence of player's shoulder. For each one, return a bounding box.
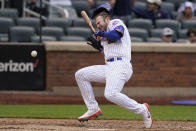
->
[110,19,123,25]
[109,19,124,28]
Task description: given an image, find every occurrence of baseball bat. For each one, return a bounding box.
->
[81,10,96,33]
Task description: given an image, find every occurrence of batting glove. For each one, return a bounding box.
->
[94,30,105,37]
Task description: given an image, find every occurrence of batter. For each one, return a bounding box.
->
[75,3,153,129]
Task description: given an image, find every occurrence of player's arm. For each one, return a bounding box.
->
[94,25,124,41]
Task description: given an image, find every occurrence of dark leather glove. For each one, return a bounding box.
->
[87,34,103,52]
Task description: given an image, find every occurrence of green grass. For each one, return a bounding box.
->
[0,105,195,121]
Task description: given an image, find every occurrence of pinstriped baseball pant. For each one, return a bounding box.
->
[75,61,144,115]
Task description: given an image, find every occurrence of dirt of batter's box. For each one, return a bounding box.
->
[0,92,196,105]
[0,118,196,131]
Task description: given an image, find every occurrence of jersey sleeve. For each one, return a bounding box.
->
[114,25,124,36]
[109,19,124,36]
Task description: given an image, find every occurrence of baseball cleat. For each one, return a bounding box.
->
[78,110,102,122]
[142,103,153,128]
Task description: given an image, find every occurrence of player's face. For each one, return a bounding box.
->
[95,16,108,31]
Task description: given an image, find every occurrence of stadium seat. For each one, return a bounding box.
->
[181,20,196,30]
[147,37,163,42]
[0,8,18,22]
[171,11,178,19]
[67,27,91,40]
[17,18,40,33]
[45,18,72,35]
[155,19,180,33]
[161,2,175,14]
[31,36,56,42]
[0,17,14,41]
[72,0,91,17]
[41,27,64,40]
[131,37,143,42]
[150,29,163,38]
[128,28,149,42]
[134,2,147,9]
[60,36,86,41]
[72,18,96,27]
[128,19,153,32]
[167,0,186,9]
[9,26,35,42]
[178,29,187,39]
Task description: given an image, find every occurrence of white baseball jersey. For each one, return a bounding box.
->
[102,19,131,62]
[75,19,146,116]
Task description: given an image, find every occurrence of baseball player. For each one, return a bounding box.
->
[75,3,153,128]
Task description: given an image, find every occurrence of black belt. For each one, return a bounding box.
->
[106,57,122,62]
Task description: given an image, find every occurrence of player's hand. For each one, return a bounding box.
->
[87,34,103,52]
[94,30,105,37]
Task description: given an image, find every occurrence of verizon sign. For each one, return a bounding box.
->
[0,43,45,90]
[0,60,34,72]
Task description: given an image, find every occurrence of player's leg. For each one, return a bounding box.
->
[104,62,153,128]
[75,65,106,121]
[104,63,143,114]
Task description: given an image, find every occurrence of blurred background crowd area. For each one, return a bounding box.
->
[0,0,196,43]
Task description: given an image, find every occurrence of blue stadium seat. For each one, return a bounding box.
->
[17,18,40,33]
[41,27,64,40]
[182,20,196,30]
[72,18,96,27]
[166,0,186,9]
[171,11,178,19]
[128,28,149,42]
[31,36,56,42]
[45,18,72,35]
[72,0,91,17]
[161,2,175,14]
[128,19,153,32]
[155,19,180,33]
[9,26,35,42]
[0,17,14,41]
[134,1,147,9]
[0,8,18,22]
[67,27,91,40]
[177,29,187,39]
[131,36,144,42]
[150,29,162,38]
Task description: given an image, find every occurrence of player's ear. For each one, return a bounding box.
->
[105,17,110,24]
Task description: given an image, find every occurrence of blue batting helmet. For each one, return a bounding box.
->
[92,3,113,18]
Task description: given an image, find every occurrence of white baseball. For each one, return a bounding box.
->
[31,50,37,57]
